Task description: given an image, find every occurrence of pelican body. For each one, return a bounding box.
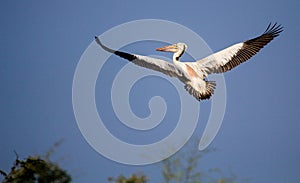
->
[95,23,283,101]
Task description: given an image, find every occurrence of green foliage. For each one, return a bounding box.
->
[1,141,71,183]
[1,153,71,183]
[108,172,147,183]
[161,139,238,183]
[1,139,242,183]
[162,141,210,183]
[107,139,241,183]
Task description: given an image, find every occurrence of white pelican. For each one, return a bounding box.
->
[95,23,283,101]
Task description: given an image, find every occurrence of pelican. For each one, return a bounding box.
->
[95,23,283,101]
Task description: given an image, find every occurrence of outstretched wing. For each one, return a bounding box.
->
[196,23,283,75]
[95,37,188,81]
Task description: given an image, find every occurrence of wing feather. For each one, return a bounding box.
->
[196,23,283,75]
[95,37,188,80]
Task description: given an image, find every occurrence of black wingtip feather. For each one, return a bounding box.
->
[115,51,137,61]
[264,23,284,37]
[94,37,137,61]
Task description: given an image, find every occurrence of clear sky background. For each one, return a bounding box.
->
[1,1,299,182]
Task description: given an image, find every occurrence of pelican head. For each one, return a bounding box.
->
[156,43,187,62]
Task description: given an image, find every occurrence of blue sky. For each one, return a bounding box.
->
[1,0,299,182]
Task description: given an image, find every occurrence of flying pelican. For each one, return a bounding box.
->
[95,23,283,101]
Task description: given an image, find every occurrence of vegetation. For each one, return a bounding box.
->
[0,152,71,183]
[1,140,240,183]
[108,172,147,183]
[0,140,71,183]
[108,140,239,183]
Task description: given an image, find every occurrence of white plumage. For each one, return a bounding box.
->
[95,23,283,101]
